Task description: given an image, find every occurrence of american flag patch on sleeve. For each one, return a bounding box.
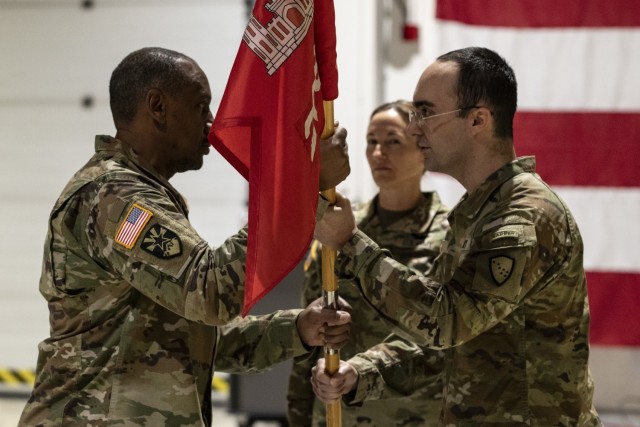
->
[114,204,153,249]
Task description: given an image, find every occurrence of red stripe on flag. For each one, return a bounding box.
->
[514,112,640,187]
[587,271,640,346]
[436,0,640,28]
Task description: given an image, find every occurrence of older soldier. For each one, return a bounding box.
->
[19,47,351,427]
[287,100,449,427]
[311,47,602,426]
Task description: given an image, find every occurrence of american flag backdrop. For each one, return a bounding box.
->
[431,0,640,408]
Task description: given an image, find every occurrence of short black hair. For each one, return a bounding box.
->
[109,47,194,124]
[437,47,517,139]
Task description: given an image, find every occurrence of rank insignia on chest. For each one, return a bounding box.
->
[141,224,182,259]
[490,256,514,286]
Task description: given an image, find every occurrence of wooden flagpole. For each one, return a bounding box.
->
[320,99,341,427]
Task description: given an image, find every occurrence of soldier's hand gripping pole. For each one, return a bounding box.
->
[320,100,341,427]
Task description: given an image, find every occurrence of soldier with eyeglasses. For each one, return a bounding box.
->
[310,47,602,426]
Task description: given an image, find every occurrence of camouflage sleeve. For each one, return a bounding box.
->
[345,337,443,405]
[214,309,309,373]
[89,178,247,326]
[337,224,536,349]
[287,240,325,427]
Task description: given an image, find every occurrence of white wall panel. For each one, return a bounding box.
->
[0,2,244,111]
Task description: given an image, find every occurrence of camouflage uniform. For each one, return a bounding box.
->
[20,136,313,427]
[288,192,450,426]
[336,158,602,426]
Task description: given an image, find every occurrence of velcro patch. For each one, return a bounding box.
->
[141,224,182,259]
[490,256,514,286]
[115,204,153,249]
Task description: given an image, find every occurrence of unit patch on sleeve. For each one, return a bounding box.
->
[115,204,153,249]
[490,256,514,286]
[141,224,182,259]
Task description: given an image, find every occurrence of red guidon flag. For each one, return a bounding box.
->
[434,0,640,407]
[209,0,338,315]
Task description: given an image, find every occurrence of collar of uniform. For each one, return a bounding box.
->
[448,156,536,221]
[360,192,439,236]
[93,135,190,214]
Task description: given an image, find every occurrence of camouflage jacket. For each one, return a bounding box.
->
[337,158,602,426]
[288,192,450,427]
[20,136,310,427]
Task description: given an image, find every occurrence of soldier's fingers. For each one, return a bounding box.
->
[315,358,326,368]
[322,310,351,326]
[323,329,350,339]
[324,324,350,334]
[311,382,341,403]
[312,372,345,398]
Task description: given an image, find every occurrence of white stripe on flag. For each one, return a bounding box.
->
[436,22,640,111]
[555,187,640,273]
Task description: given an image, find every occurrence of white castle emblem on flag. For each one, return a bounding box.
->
[244,0,322,162]
[243,0,313,75]
[305,59,321,161]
